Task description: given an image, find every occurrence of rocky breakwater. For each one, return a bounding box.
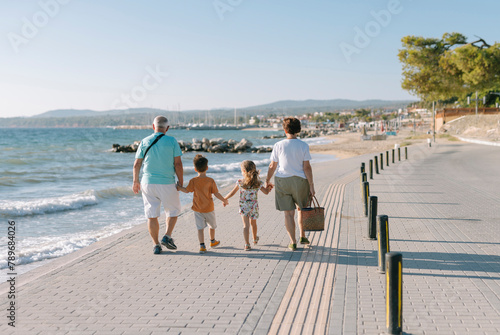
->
[111,138,272,154]
[112,141,140,153]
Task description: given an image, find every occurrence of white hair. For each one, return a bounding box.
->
[153,116,169,130]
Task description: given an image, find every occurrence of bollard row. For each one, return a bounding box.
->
[359,155,406,335]
[360,147,409,182]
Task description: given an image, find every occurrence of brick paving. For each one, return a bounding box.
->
[1,141,499,334]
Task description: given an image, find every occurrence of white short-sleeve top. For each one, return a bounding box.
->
[270,138,311,179]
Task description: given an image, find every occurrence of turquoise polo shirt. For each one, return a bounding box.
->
[135,132,182,185]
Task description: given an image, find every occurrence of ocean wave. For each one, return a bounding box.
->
[0,177,17,187]
[0,220,142,270]
[301,137,334,146]
[183,158,271,174]
[5,158,29,165]
[0,190,99,217]
[0,170,26,176]
[0,186,136,217]
[95,186,136,199]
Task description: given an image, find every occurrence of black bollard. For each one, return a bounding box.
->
[392,149,395,164]
[377,215,390,273]
[398,147,401,161]
[360,172,367,197]
[368,196,378,240]
[361,162,365,173]
[360,166,364,175]
[380,153,384,170]
[405,147,408,160]
[374,156,379,174]
[386,151,389,166]
[369,159,373,180]
[386,252,403,335]
[362,181,370,217]
[361,172,367,183]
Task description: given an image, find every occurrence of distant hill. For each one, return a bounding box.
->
[33,99,414,118]
[0,99,415,128]
[244,99,414,110]
[35,107,173,118]
[35,109,102,118]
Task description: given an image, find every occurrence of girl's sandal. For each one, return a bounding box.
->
[253,236,259,245]
[244,244,251,251]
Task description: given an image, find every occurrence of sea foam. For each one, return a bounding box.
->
[0,186,135,217]
[0,219,141,270]
[183,158,271,174]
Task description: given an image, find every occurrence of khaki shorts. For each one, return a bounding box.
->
[194,211,217,230]
[274,176,310,211]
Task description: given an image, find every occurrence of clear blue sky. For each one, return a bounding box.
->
[1,0,498,117]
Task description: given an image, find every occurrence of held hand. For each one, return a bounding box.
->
[223,199,229,207]
[133,182,141,194]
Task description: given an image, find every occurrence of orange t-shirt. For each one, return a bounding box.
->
[186,176,219,213]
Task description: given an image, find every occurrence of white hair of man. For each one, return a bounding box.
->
[153,116,169,130]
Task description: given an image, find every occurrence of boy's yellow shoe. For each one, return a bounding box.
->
[199,246,207,254]
[210,240,220,247]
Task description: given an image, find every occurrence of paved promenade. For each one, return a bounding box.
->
[1,141,499,334]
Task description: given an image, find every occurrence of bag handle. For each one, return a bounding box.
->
[308,195,321,209]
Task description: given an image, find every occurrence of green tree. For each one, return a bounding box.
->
[398,33,500,103]
[440,40,500,94]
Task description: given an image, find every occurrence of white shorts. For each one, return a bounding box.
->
[194,211,217,230]
[141,184,181,218]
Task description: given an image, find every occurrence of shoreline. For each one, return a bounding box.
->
[241,127,282,132]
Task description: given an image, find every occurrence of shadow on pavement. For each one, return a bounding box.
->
[375,191,444,194]
[331,248,500,278]
[391,238,500,245]
[379,201,459,205]
[161,247,302,261]
[390,216,481,222]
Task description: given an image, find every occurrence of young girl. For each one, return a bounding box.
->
[225,160,272,251]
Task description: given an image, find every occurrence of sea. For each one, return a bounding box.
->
[0,127,335,280]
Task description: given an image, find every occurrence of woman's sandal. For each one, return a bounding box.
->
[244,244,251,251]
[253,236,259,245]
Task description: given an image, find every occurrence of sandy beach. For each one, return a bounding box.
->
[244,127,436,159]
[309,129,433,159]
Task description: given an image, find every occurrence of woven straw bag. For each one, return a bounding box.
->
[301,196,325,231]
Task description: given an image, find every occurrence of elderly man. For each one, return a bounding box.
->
[133,116,183,254]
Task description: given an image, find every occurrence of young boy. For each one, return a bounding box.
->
[177,154,228,253]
